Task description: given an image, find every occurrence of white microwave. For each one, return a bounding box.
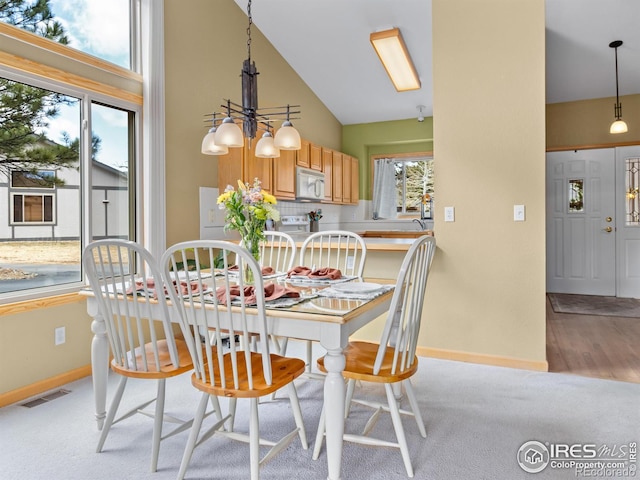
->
[296,167,325,201]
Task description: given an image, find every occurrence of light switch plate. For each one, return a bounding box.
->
[444,206,455,222]
[514,204,525,222]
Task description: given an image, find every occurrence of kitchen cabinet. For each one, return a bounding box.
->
[272,149,296,199]
[297,139,323,172]
[342,154,351,205]
[350,156,359,204]
[217,145,245,191]
[309,143,322,171]
[322,147,333,202]
[217,139,272,193]
[332,151,343,203]
[340,155,359,205]
[296,139,310,168]
[244,141,272,192]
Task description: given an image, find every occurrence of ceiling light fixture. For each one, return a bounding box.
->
[370,27,421,92]
[609,40,628,134]
[202,0,301,155]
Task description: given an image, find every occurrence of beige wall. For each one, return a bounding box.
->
[0,300,92,396]
[163,0,342,248]
[547,94,640,149]
[428,0,547,366]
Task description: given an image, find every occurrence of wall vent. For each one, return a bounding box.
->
[21,389,70,408]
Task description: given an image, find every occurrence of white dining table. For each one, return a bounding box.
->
[82,279,394,480]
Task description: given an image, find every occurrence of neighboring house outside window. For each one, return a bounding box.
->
[10,170,57,224]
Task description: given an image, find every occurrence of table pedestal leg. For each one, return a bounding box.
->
[89,304,109,430]
[323,348,346,480]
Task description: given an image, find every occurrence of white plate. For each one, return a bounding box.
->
[331,282,383,294]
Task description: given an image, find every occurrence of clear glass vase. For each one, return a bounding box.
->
[242,238,261,285]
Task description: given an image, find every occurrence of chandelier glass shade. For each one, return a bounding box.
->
[255,130,280,158]
[201,125,229,155]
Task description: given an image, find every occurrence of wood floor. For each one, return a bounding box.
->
[546,296,640,383]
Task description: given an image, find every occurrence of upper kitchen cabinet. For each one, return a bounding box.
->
[322,147,333,202]
[217,146,245,191]
[350,156,359,204]
[296,139,311,168]
[339,155,359,205]
[332,151,343,203]
[297,139,323,172]
[309,143,322,171]
[272,149,296,199]
[217,139,272,193]
[245,141,272,192]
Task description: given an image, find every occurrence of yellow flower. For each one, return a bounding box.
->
[237,179,246,191]
[261,190,277,204]
[217,191,232,204]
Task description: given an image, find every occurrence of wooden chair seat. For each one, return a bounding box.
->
[192,352,306,398]
[317,341,418,384]
[111,339,194,379]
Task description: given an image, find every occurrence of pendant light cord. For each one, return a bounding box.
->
[246,0,252,62]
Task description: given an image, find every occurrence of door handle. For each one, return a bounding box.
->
[603,226,613,233]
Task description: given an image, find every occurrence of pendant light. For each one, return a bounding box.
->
[201,113,229,155]
[255,126,280,158]
[214,100,244,148]
[609,40,628,134]
[273,105,301,150]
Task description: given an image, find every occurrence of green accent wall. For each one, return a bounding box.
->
[342,118,433,200]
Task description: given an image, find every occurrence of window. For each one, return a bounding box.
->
[12,193,54,223]
[11,170,56,188]
[0,0,141,299]
[372,155,433,220]
[0,0,134,70]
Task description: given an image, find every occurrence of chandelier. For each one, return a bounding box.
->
[201,0,301,157]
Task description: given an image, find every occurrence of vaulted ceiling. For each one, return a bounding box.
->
[234,0,640,126]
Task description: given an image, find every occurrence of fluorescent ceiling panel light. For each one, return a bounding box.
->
[370,28,421,92]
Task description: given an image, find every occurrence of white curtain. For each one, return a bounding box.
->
[372,159,397,219]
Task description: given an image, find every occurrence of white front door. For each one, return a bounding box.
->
[615,146,640,298]
[546,149,616,295]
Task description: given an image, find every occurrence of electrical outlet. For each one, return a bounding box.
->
[55,326,66,346]
[514,204,525,222]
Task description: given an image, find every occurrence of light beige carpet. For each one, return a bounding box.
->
[548,293,640,318]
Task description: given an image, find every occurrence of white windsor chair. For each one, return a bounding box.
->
[161,240,308,480]
[83,239,208,472]
[312,235,436,478]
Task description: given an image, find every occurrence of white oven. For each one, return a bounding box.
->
[296,167,325,201]
[279,215,309,234]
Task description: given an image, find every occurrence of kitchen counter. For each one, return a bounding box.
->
[285,232,432,252]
